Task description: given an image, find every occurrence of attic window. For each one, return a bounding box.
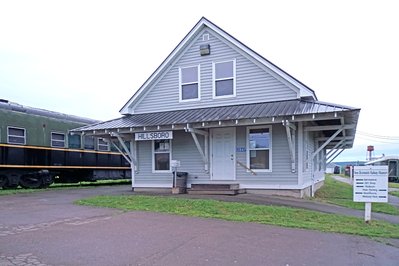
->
[179,65,200,101]
[200,44,210,56]
[202,34,209,41]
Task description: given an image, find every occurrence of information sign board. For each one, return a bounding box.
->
[171,160,181,168]
[353,166,388,203]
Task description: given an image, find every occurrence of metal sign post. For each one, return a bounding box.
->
[353,166,388,223]
[364,202,372,222]
[170,160,181,189]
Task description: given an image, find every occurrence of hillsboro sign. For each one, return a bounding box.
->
[135,131,173,141]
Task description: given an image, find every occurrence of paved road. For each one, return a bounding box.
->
[1,186,399,266]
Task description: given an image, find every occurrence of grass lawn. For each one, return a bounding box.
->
[76,195,399,238]
[50,179,130,188]
[315,175,399,215]
[389,182,399,189]
[391,191,399,197]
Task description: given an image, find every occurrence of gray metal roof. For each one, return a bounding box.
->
[75,100,360,132]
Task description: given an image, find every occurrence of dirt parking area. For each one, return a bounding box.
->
[1,186,399,266]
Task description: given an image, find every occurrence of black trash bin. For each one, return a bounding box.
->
[172,171,188,188]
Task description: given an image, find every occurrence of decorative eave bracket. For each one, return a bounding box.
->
[283,120,296,173]
[108,132,138,170]
[185,125,209,172]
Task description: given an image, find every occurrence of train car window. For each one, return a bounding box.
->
[389,161,398,177]
[68,134,81,149]
[84,135,95,150]
[7,126,26,145]
[51,132,65,147]
[98,138,109,151]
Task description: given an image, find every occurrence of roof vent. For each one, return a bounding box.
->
[200,44,211,56]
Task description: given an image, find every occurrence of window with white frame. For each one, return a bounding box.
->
[247,127,271,171]
[51,132,65,147]
[98,138,109,151]
[213,60,235,98]
[180,65,199,101]
[153,139,171,172]
[7,127,26,145]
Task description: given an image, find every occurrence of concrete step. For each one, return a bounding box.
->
[187,189,246,195]
[190,183,240,190]
[187,184,245,195]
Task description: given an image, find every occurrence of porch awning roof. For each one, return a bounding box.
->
[73,99,359,137]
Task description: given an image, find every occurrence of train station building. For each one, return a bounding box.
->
[74,17,360,197]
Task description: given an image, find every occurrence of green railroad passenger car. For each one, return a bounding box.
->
[0,100,130,189]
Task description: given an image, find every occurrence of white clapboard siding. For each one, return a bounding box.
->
[235,125,298,186]
[133,29,298,114]
[134,130,210,187]
[302,130,315,184]
[134,126,299,188]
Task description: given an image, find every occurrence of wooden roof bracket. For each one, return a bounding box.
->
[283,120,296,173]
[185,126,209,172]
[326,139,345,157]
[327,148,346,165]
[109,140,132,165]
[306,126,345,164]
[110,132,138,167]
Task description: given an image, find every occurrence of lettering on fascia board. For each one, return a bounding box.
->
[135,131,173,141]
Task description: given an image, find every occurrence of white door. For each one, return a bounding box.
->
[211,128,236,180]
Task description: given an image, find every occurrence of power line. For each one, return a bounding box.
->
[356,135,399,144]
[356,130,399,140]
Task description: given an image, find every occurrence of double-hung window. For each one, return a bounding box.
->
[153,139,171,172]
[51,132,65,148]
[180,65,200,101]
[7,127,26,145]
[213,59,236,98]
[247,126,271,171]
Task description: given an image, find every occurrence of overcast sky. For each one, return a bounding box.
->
[0,0,398,162]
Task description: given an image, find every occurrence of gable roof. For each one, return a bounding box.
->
[120,17,317,115]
